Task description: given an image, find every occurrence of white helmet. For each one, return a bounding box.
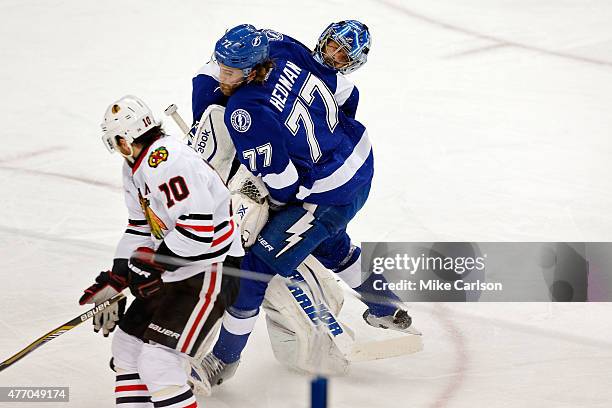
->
[101,95,160,155]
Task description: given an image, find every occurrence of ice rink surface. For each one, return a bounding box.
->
[1,0,612,406]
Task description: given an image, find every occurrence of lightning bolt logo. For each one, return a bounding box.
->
[276,211,315,258]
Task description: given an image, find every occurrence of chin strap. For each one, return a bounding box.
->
[119,143,135,164]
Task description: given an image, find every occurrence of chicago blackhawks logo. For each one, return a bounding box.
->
[148,146,169,168]
[138,192,167,239]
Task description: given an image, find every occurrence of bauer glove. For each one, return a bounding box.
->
[128,247,165,299]
[79,270,128,337]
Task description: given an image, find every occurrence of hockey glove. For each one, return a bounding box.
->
[79,270,128,337]
[228,165,269,247]
[128,247,165,299]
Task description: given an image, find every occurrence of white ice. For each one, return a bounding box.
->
[1,0,612,407]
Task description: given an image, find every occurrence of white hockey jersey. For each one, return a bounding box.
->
[114,135,244,282]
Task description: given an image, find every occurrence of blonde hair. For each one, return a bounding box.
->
[251,59,275,84]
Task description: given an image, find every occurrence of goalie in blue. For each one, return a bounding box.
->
[191,23,414,389]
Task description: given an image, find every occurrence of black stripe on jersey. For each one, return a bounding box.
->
[184,241,232,261]
[128,219,148,226]
[157,240,232,263]
[178,214,213,221]
[126,229,150,236]
[153,390,192,407]
[175,226,213,243]
[214,220,229,233]
[116,396,151,405]
[116,373,141,381]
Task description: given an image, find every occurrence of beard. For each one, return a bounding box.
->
[219,81,243,96]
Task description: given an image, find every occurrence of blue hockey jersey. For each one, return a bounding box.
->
[223,37,373,206]
[192,30,360,124]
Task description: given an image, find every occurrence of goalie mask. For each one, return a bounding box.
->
[314,20,371,74]
[101,95,159,158]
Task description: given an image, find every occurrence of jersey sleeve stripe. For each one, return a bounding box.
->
[175,226,213,243]
[212,219,235,247]
[178,214,213,221]
[127,219,148,226]
[194,61,220,81]
[296,130,372,200]
[184,242,232,261]
[175,223,214,232]
[125,229,150,236]
[214,220,229,233]
[262,160,299,190]
[334,73,355,107]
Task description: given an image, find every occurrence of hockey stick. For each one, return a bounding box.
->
[0,292,126,372]
[164,104,194,141]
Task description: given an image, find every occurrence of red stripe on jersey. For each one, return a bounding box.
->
[175,223,214,232]
[115,385,149,392]
[180,266,218,353]
[212,219,235,247]
[184,402,198,408]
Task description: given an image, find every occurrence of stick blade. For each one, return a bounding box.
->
[349,333,424,362]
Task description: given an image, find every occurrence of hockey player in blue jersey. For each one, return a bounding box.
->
[192,22,364,126]
[191,23,415,388]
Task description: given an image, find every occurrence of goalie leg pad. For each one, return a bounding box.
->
[262,260,354,376]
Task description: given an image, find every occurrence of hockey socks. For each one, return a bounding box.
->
[355,272,402,317]
[212,308,259,364]
[332,247,402,317]
[115,373,152,407]
[150,386,197,408]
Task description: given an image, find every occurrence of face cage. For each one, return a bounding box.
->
[101,132,116,153]
[318,30,365,74]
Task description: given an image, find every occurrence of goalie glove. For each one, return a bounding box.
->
[228,166,270,247]
[79,269,128,337]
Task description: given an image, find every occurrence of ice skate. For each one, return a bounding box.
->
[189,353,240,395]
[363,308,421,335]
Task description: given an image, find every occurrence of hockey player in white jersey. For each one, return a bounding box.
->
[79,95,243,407]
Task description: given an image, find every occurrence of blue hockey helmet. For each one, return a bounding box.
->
[314,20,371,74]
[215,24,270,75]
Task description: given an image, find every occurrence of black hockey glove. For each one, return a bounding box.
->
[128,247,165,299]
[79,270,128,336]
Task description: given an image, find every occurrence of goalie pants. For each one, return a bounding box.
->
[212,184,401,364]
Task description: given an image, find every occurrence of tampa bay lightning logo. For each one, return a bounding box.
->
[263,29,283,41]
[252,36,262,46]
[230,109,252,133]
